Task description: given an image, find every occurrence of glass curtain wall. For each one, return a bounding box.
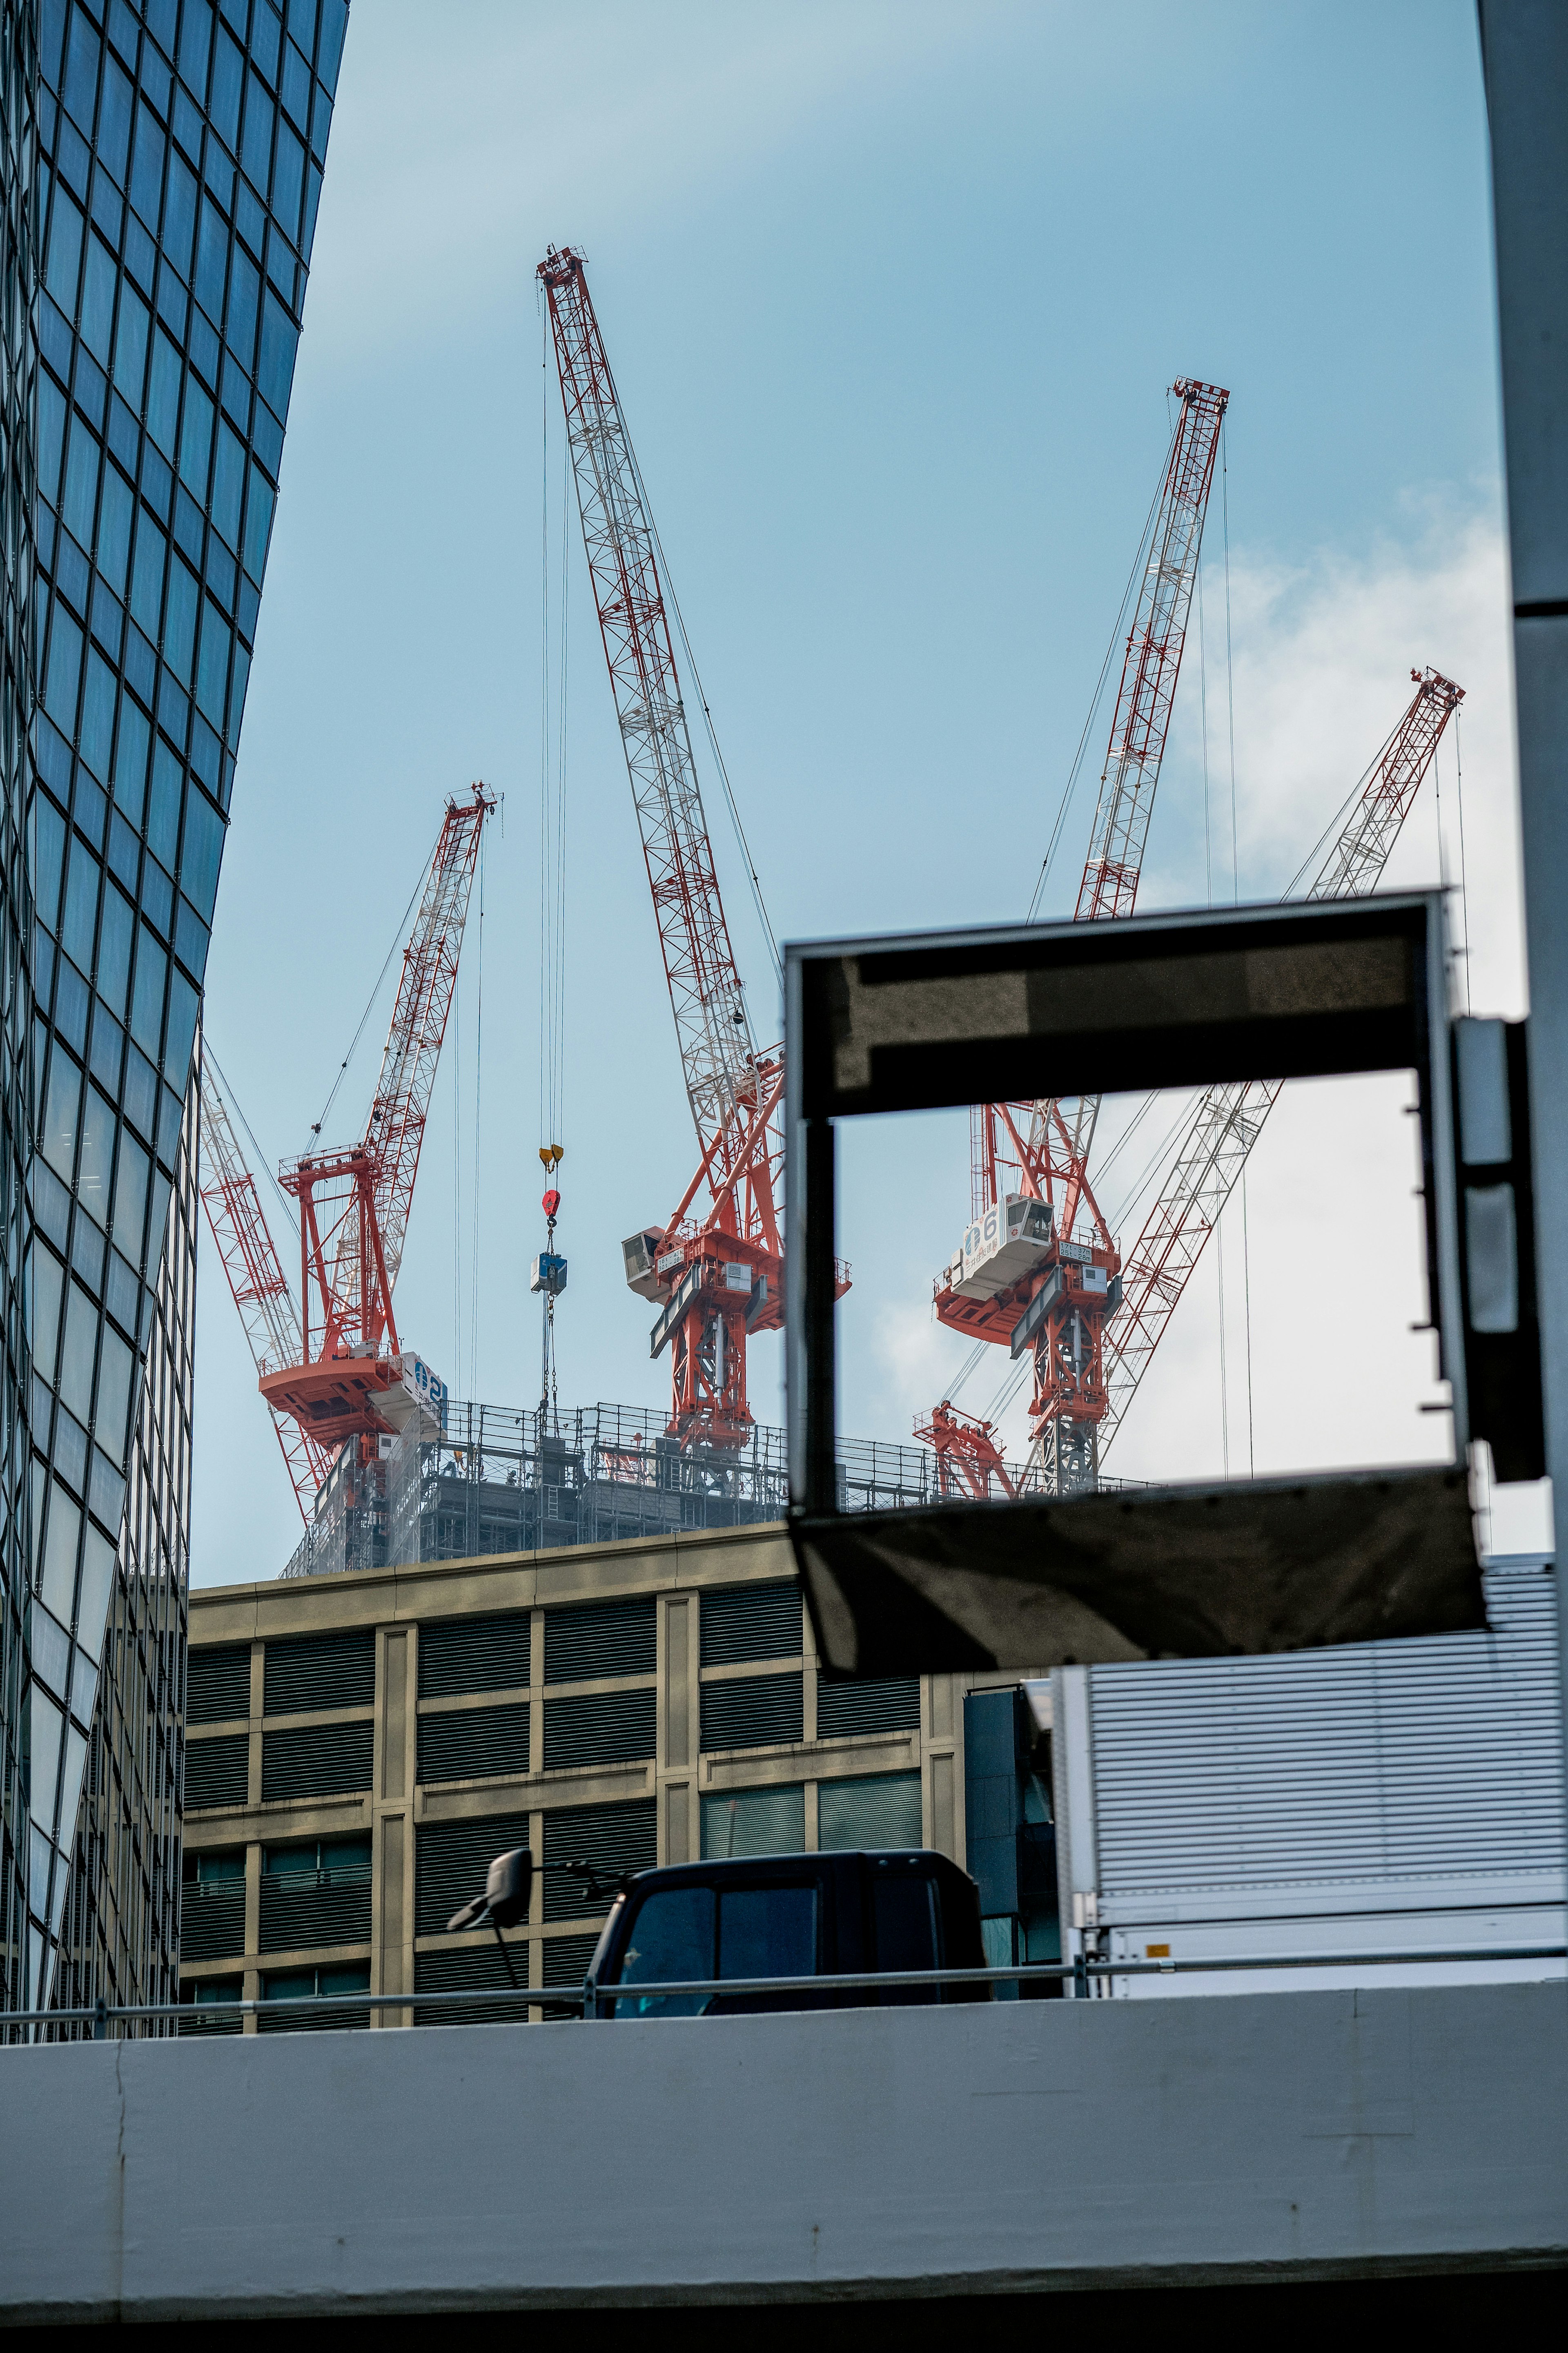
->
[1,0,347,2028]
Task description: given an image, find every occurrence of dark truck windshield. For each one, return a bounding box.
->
[617,1882,818,2018]
[594,1848,984,2016]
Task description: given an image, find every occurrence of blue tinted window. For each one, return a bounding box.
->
[146,329,180,455]
[164,152,197,278]
[148,745,183,870]
[99,56,134,181]
[33,797,68,933]
[178,377,213,499]
[178,1,213,98]
[226,641,249,745]
[46,187,84,313]
[211,420,244,547]
[80,651,116,781]
[180,789,224,919]
[97,464,133,597]
[111,1129,149,1267]
[617,1886,713,2019]
[45,607,83,735]
[209,29,243,149]
[130,928,166,1060]
[242,462,273,581]
[62,414,99,546]
[96,1326,134,1458]
[129,516,165,639]
[163,558,198,684]
[129,105,164,230]
[78,1088,116,1229]
[60,1283,97,1421]
[225,239,258,367]
[111,280,149,406]
[30,1246,64,1385]
[241,72,272,193]
[196,604,229,732]
[80,234,116,366]
[42,1053,82,1184]
[717,1885,817,1981]
[62,11,101,136]
[96,883,134,1017]
[62,838,99,972]
[195,199,227,322]
[166,969,199,1087]
[39,373,67,504]
[273,120,303,244]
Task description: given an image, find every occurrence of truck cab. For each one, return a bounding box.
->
[587,1849,987,2017]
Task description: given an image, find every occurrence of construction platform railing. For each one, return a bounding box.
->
[283,1394,1100,1579]
[10,1943,1564,2038]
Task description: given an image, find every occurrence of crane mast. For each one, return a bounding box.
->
[930,379,1229,1494]
[539,247,832,1454]
[1097,667,1465,1456]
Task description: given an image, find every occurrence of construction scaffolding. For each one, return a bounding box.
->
[280,1399,1038,1579]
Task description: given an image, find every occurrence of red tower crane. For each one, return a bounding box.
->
[198,787,493,1517]
[928,379,1230,1494]
[197,1053,335,1514]
[1097,667,1465,1456]
[538,246,843,1454]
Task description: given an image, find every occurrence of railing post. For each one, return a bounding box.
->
[92,1998,107,2042]
[1073,1949,1089,2001]
[582,1970,597,2021]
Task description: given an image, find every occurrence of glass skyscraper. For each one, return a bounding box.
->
[1,0,346,2025]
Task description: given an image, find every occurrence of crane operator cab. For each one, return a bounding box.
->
[587,1849,988,2018]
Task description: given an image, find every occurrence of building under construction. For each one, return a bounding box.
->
[281,1397,1034,1581]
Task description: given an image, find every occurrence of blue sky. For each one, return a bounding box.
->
[194,0,1537,1587]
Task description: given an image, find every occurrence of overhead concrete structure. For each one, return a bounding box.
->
[1,1987,1564,2320]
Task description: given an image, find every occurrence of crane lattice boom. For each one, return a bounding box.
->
[1098,666,1465,1455]
[325,787,493,1329]
[932,380,1229,1493]
[539,246,755,1166]
[197,1054,334,1517]
[1077,379,1230,919]
[538,247,841,1452]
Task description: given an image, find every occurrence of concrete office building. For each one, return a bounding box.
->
[180,1522,978,2023]
[3,0,346,2025]
[181,1519,1564,2024]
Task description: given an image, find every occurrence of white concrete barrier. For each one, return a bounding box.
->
[2,1985,1565,2320]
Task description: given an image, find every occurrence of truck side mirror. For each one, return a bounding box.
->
[445,1847,533,1933]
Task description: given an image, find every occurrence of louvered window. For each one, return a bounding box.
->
[817,1676,921,1739]
[259,1964,370,2032]
[180,1977,243,2036]
[259,1838,372,1955]
[414,1939,530,2027]
[187,1643,250,1725]
[544,1597,657,1684]
[185,1732,248,1811]
[263,1630,376,1715]
[542,1798,657,1920]
[543,1688,655,1773]
[418,1702,530,1786]
[701,1671,803,1754]
[180,1883,247,1962]
[261,1719,373,1802]
[419,1612,532,1700]
[699,1582,802,1667]
[416,1810,532,1939]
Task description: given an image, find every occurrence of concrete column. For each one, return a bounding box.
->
[1479,0,1568,1774]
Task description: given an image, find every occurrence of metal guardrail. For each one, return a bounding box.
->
[4,1942,1564,2035]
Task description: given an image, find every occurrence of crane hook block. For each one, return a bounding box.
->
[541,1189,561,1220]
